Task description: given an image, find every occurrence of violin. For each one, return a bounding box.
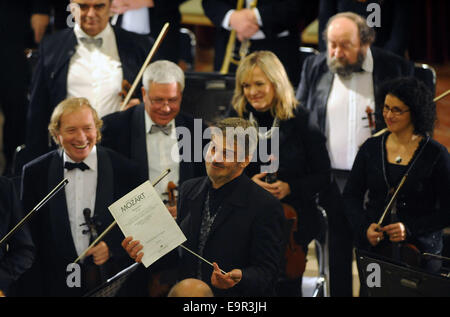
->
[164,181,178,219]
[81,208,108,288]
[266,173,306,279]
[118,79,141,110]
[166,181,177,207]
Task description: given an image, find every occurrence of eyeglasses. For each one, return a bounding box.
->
[383,104,410,116]
[149,97,179,107]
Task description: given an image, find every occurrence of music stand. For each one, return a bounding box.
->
[83,262,140,297]
[356,249,450,297]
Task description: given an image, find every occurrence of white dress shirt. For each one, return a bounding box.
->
[67,23,123,118]
[64,146,98,258]
[144,112,180,201]
[326,48,375,171]
[221,0,289,40]
[121,7,150,34]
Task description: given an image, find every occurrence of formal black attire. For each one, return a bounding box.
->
[101,104,207,185]
[176,173,285,296]
[201,0,302,86]
[0,177,35,296]
[116,0,186,63]
[230,104,331,295]
[16,146,143,296]
[318,0,412,57]
[296,46,414,296]
[343,133,450,257]
[24,26,153,165]
[0,1,50,174]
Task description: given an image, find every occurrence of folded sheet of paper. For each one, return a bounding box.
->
[108,181,186,268]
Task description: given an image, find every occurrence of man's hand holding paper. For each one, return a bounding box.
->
[108,181,186,268]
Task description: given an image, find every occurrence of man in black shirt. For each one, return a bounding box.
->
[122,117,285,296]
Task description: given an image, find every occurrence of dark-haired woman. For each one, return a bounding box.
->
[343,77,450,271]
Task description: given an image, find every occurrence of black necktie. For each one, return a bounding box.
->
[149,124,172,135]
[64,161,90,171]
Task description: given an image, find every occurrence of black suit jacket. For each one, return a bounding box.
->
[25,26,153,163]
[0,177,34,295]
[116,0,186,63]
[201,0,302,85]
[101,104,207,186]
[177,174,285,296]
[296,47,415,134]
[17,146,143,296]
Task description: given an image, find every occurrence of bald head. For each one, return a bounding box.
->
[325,13,374,77]
[327,17,361,49]
[167,279,214,297]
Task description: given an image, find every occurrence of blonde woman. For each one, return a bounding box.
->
[229,51,331,296]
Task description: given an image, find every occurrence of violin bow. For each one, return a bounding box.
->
[120,23,170,111]
[377,174,407,226]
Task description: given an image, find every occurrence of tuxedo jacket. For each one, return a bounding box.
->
[177,174,285,296]
[25,26,153,163]
[0,177,34,295]
[296,46,415,134]
[116,0,185,63]
[101,104,207,187]
[17,146,144,296]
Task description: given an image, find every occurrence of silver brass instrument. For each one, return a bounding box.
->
[220,0,258,74]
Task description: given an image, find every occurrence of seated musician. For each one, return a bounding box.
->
[0,177,35,296]
[229,51,331,296]
[122,118,286,297]
[101,60,207,218]
[16,97,143,296]
[343,77,450,272]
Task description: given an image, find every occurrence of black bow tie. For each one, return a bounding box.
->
[149,124,172,135]
[80,37,103,48]
[64,161,90,171]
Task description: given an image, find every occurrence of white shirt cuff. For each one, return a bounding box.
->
[221,9,235,31]
[253,8,262,26]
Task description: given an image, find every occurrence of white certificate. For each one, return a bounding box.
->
[108,180,186,268]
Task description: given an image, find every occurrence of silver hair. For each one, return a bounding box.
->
[142,60,185,92]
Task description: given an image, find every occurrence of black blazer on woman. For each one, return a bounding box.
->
[343,133,450,254]
[231,105,331,246]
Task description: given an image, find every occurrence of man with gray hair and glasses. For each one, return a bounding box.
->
[101,60,207,218]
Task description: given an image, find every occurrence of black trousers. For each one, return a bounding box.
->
[319,170,354,297]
